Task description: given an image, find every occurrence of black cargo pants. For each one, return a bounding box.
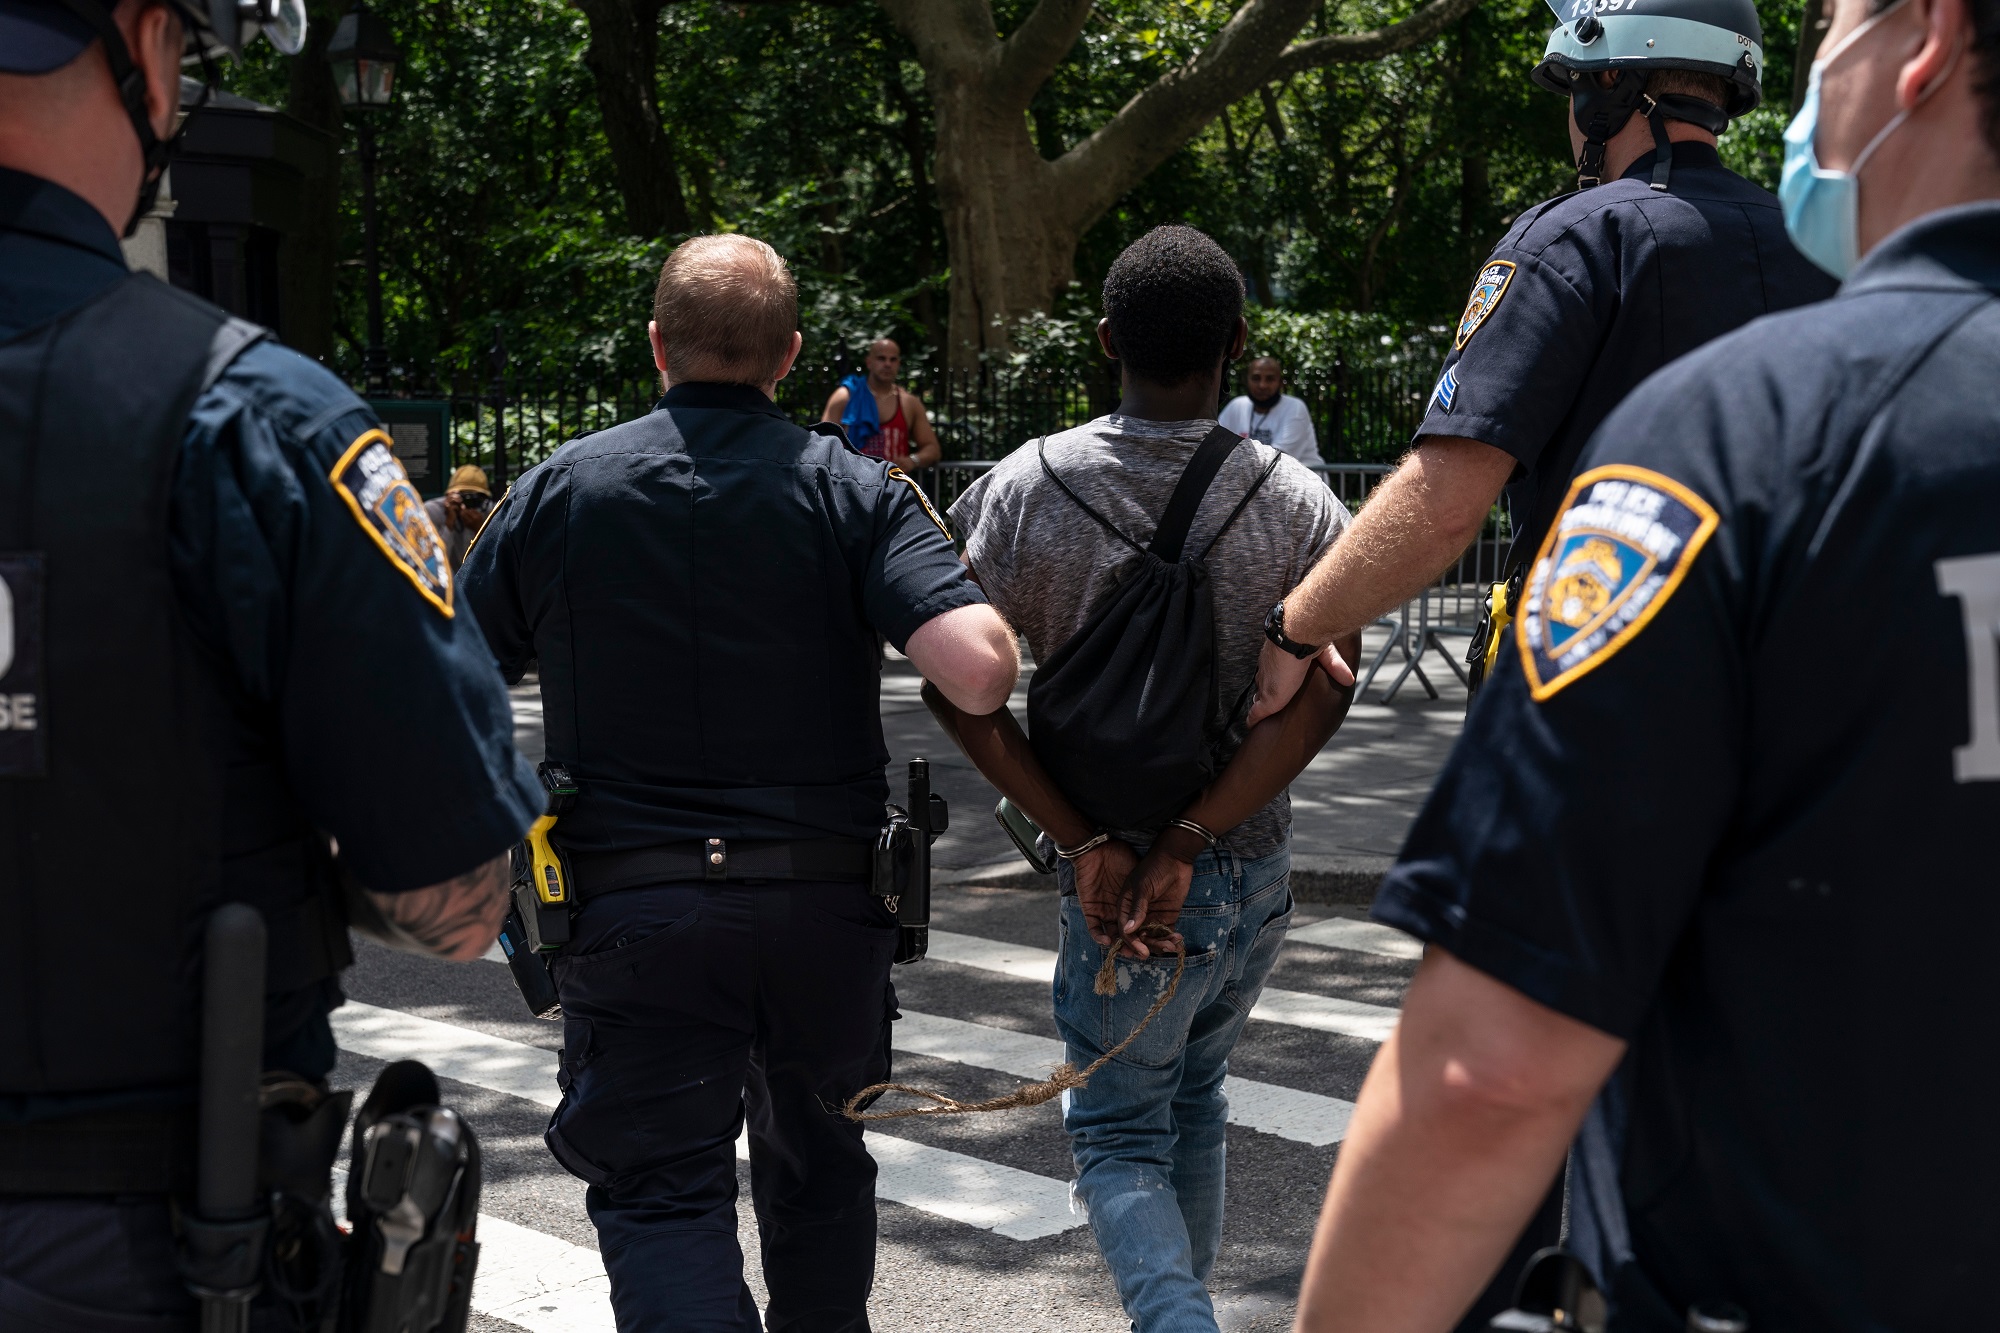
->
[546,880,897,1333]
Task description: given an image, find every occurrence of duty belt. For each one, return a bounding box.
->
[568,837,873,896]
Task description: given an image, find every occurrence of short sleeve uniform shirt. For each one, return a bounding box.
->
[0,168,542,1093]
[1416,143,1835,562]
[1376,204,2000,1331]
[459,384,985,851]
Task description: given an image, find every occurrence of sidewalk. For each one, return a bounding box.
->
[883,624,1469,906]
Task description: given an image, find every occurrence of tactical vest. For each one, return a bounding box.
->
[0,275,348,1182]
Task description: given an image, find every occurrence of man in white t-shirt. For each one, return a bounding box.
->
[1219,355,1323,467]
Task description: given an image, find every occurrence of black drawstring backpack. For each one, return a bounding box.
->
[1025,425,1281,835]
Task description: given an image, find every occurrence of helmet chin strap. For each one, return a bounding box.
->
[51,0,215,238]
[1572,68,1652,189]
[1573,70,1731,192]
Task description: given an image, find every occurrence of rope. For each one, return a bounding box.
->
[841,925,1185,1122]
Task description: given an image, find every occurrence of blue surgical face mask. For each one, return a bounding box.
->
[1781,0,1959,279]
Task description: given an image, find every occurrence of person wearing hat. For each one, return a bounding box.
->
[1241,0,1835,1323]
[425,462,494,570]
[0,3,541,1326]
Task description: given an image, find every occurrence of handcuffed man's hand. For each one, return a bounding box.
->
[1072,838,1139,949]
[1113,827,1205,958]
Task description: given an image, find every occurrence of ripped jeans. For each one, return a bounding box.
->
[1054,842,1293,1333]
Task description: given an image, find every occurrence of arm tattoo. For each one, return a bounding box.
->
[360,853,512,961]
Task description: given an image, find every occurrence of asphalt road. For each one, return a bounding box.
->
[330,655,1456,1332]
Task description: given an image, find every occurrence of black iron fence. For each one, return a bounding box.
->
[378,361,1503,702]
[370,359,1439,490]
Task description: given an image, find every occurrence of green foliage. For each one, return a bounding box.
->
[221,0,1803,386]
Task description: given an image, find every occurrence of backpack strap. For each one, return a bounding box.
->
[1037,436,1148,557]
[1149,423,1247,562]
[1195,450,1284,562]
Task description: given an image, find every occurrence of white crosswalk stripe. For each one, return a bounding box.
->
[335,920,1397,1327]
[467,1216,616,1333]
[925,929,1403,1043]
[1284,915,1424,961]
[473,941,1374,1141]
[330,1002,1088,1242]
[893,1010,1354,1146]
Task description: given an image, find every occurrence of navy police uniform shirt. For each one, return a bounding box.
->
[1417,142,1835,563]
[1377,203,2000,1331]
[460,382,984,853]
[0,167,542,1088]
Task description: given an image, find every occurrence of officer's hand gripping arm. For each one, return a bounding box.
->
[344,852,513,962]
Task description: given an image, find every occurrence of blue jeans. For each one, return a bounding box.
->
[1053,842,1293,1333]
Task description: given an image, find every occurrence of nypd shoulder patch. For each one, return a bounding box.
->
[1515,465,1719,701]
[329,429,455,617]
[887,465,953,542]
[1456,260,1516,350]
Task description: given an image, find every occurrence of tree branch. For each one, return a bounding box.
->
[1264,0,1487,80]
[1048,0,1321,228]
[876,0,1002,71]
[994,0,1095,110]
[1048,0,1485,234]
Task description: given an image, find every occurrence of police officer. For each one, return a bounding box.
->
[1248,0,1837,724]
[1291,0,2000,1323]
[0,2,543,1327]
[458,233,1016,1332]
[1245,1,1835,1319]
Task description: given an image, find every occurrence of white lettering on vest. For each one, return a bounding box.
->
[1937,551,2000,781]
[0,694,36,731]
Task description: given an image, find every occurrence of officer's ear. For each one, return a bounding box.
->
[772,330,804,386]
[126,0,183,142]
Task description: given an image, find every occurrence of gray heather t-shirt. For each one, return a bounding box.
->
[949,414,1350,859]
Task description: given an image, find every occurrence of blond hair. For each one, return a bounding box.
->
[651,235,798,385]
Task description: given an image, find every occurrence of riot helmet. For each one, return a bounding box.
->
[1532,0,1764,190]
[0,0,309,234]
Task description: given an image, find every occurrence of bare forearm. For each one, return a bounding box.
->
[921,682,1094,848]
[1286,439,1514,646]
[1182,666,1350,840]
[1295,952,1624,1333]
[350,853,512,962]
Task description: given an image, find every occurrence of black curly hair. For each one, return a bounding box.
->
[1100,226,1245,388]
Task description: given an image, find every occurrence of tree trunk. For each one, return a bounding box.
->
[572,0,692,239]
[880,0,1487,371]
[929,75,1079,368]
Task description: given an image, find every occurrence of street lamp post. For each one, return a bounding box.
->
[327,4,402,393]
